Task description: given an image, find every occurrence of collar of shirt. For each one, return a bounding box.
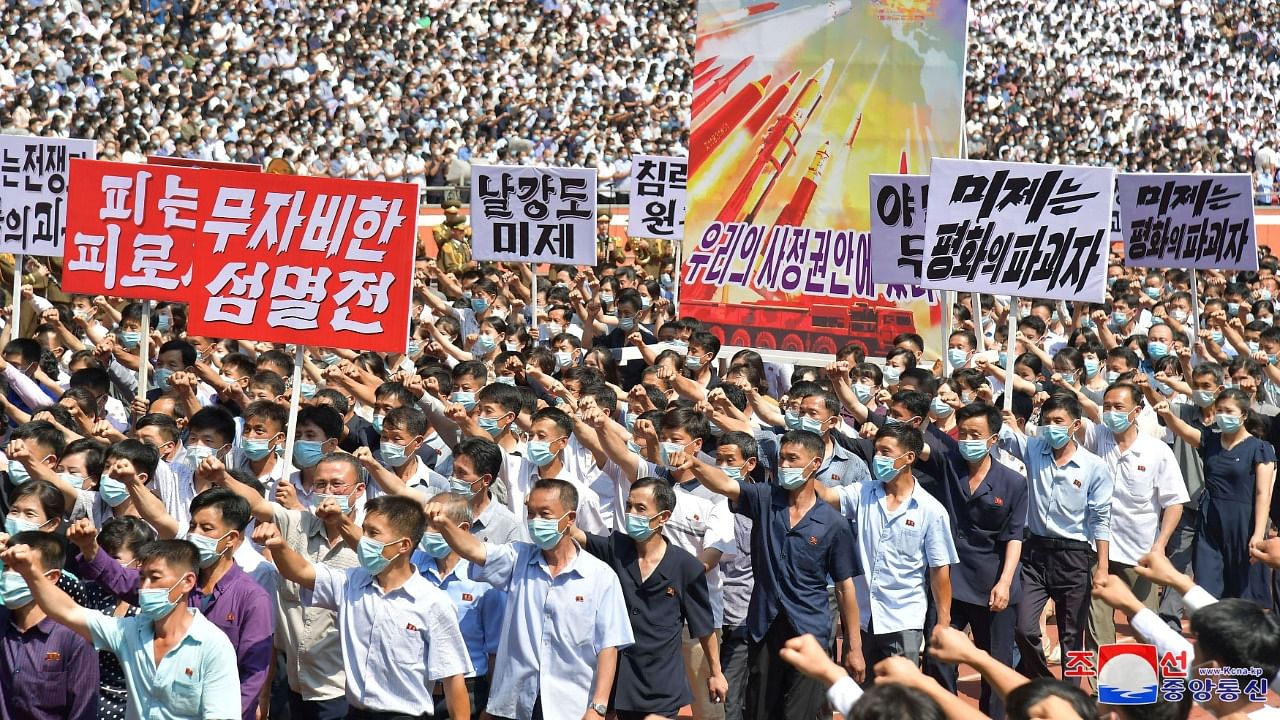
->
[525,540,587,580]
[475,496,497,528]
[768,486,832,530]
[872,481,922,517]
[1,610,56,638]
[414,552,470,584]
[352,565,434,601]
[191,561,250,606]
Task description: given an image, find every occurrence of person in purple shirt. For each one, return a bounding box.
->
[0,531,98,720]
[69,483,273,720]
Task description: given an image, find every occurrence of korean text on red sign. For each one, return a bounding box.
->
[0,135,95,257]
[62,159,418,353]
[1116,173,1257,271]
[628,155,688,240]
[471,164,598,265]
[922,158,1113,303]
[868,174,928,287]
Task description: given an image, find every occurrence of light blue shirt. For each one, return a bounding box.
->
[308,565,474,715]
[414,551,507,677]
[86,608,241,720]
[471,541,635,720]
[999,428,1113,543]
[837,480,958,634]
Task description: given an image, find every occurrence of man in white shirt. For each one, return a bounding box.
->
[1079,383,1187,655]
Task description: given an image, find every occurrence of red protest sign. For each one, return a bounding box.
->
[62,159,419,353]
[63,159,197,301]
[146,155,262,173]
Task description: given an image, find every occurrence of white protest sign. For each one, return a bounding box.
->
[1117,173,1257,271]
[0,135,95,256]
[869,174,928,286]
[922,158,1113,303]
[628,155,688,240]
[471,164,598,265]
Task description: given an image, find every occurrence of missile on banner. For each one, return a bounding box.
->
[693,55,720,76]
[772,141,830,228]
[844,112,862,149]
[691,56,754,117]
[693,64,723,92]
[714,58,834,224]
[707,1,780,28]
[899,149,909,174]
[739,70,800,140]
[688,72,772,174]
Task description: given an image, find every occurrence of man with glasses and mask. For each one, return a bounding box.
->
[4,537,241,720]
[219,451,363,719]
[69,488,274,720]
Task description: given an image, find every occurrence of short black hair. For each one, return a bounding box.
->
[1006,679,1094,720]
[187,406,237,445]
[876,422,924,456]
[9,530,65,571]
[12,420,67,458]
[314,389,351,415]
[384,406,427,436]
[188,487,252,531]
[297,405,344,440]
[365,495,427,546]
[456,437,502,478]
[68,367,110,395]
[849,683,944,720]
[1190,598,1280,684]
[62,438,107,480]
[631,476,676,514]
[135,413,181,444]
[531,478,578,514]
[531,407,574,438]
[106,439,160,481]
[249,371,287,397]
[659,406,711,444]
[10,480,66,521]
[256,349,295,377]
[243,400,288,430]
[137,539,200,576]
[955,403,1002,435]
[4,338,41,364]
[718,431,758,460]
[157,339,197,367]
[453,360,489,385]
[374,382,418,408]
[1041,391,1083,421]
[779,429,824,459]
[99,516,158,557]
[476,382,523,414]
[891,389,931,420]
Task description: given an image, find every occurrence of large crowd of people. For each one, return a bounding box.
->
[0,229,1276,720]
[5,0,1280,202]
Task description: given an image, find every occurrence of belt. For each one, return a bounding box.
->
[1026,533,1091,551]
[347,709,430,720]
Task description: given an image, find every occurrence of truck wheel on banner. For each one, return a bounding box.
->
[811,336,837,355]
[730,329,753,347]
[781,334,804,352]
[755,331,777,349]
[710,326,726,345]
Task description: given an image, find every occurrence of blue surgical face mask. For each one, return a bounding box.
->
[186,531,232,568]
[7,461,31,486]
[119,330,142,350]
[419,531,452,558]
[853,383,874,404]
[946,348,968,369]
[776,465,809,490]
[998,351,1008,367]
[1192,389,1217,408]
[1083,358,1100,378]
[314,491,353,514]
[241,437,274,461]
[380,441,412,468]
[659,441,686,466]
[640,297,652,309]
[931,396,954,418]
[554,351,575,369]
[496,375,517,386]
[156,314,173,332]
[1145,287,1161,300]
[451,391,477,411]
[477,415,505,437]
[59,472,85,490]
[293,440,325,469]
[872,454,902,482]
[153,368,175,391]
[881,366,902,385]
[449,476,480,498]
[1105,370,1121,384]
[527,514,568,550]
[784,410,803,431]
[1039,423,1073,450]
[1215,414,1243,433]
[185,445,218,467]
[300,382,318,399]
[1146,341,1169,359]
[958,439,990,463]
[526,439,558,468]
[685,355,703,371]
[625,512,662,541]
[472,335,496,355]
[1262,289,1274,302]
[1211,330,1225,346]
[1228,302,1241,317]
[357,536,403,575]
[322,352,341,367]
[407,340,421,357]
[600,293,614,305]
[1249,341,1262,355]
[1112,311,1128,326]
[720,465,744,482]
[0,571,40,609]
[1102,410,1134,434]
[137,578,185,620]
[372,414,385,433]
[618,316,636,332]
[4,516,42,536]
[799,416,825,434]
[470,297,490,313]
[99,475,131,507]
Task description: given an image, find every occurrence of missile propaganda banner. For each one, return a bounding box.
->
[0,135,95,256]
[62,159,418,352]
[1116,173,1257,271]
[471,164,597,266]
[921,158,1114,303]
[628,155,688,240]
[682,0,966,357]
[868,174,928,286]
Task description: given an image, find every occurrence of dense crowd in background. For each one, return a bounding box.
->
[5,0,1280,202]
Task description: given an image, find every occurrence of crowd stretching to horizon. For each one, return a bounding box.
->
[0,222,1271,720]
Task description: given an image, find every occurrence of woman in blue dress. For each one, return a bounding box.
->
[1157,388,1275,602]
